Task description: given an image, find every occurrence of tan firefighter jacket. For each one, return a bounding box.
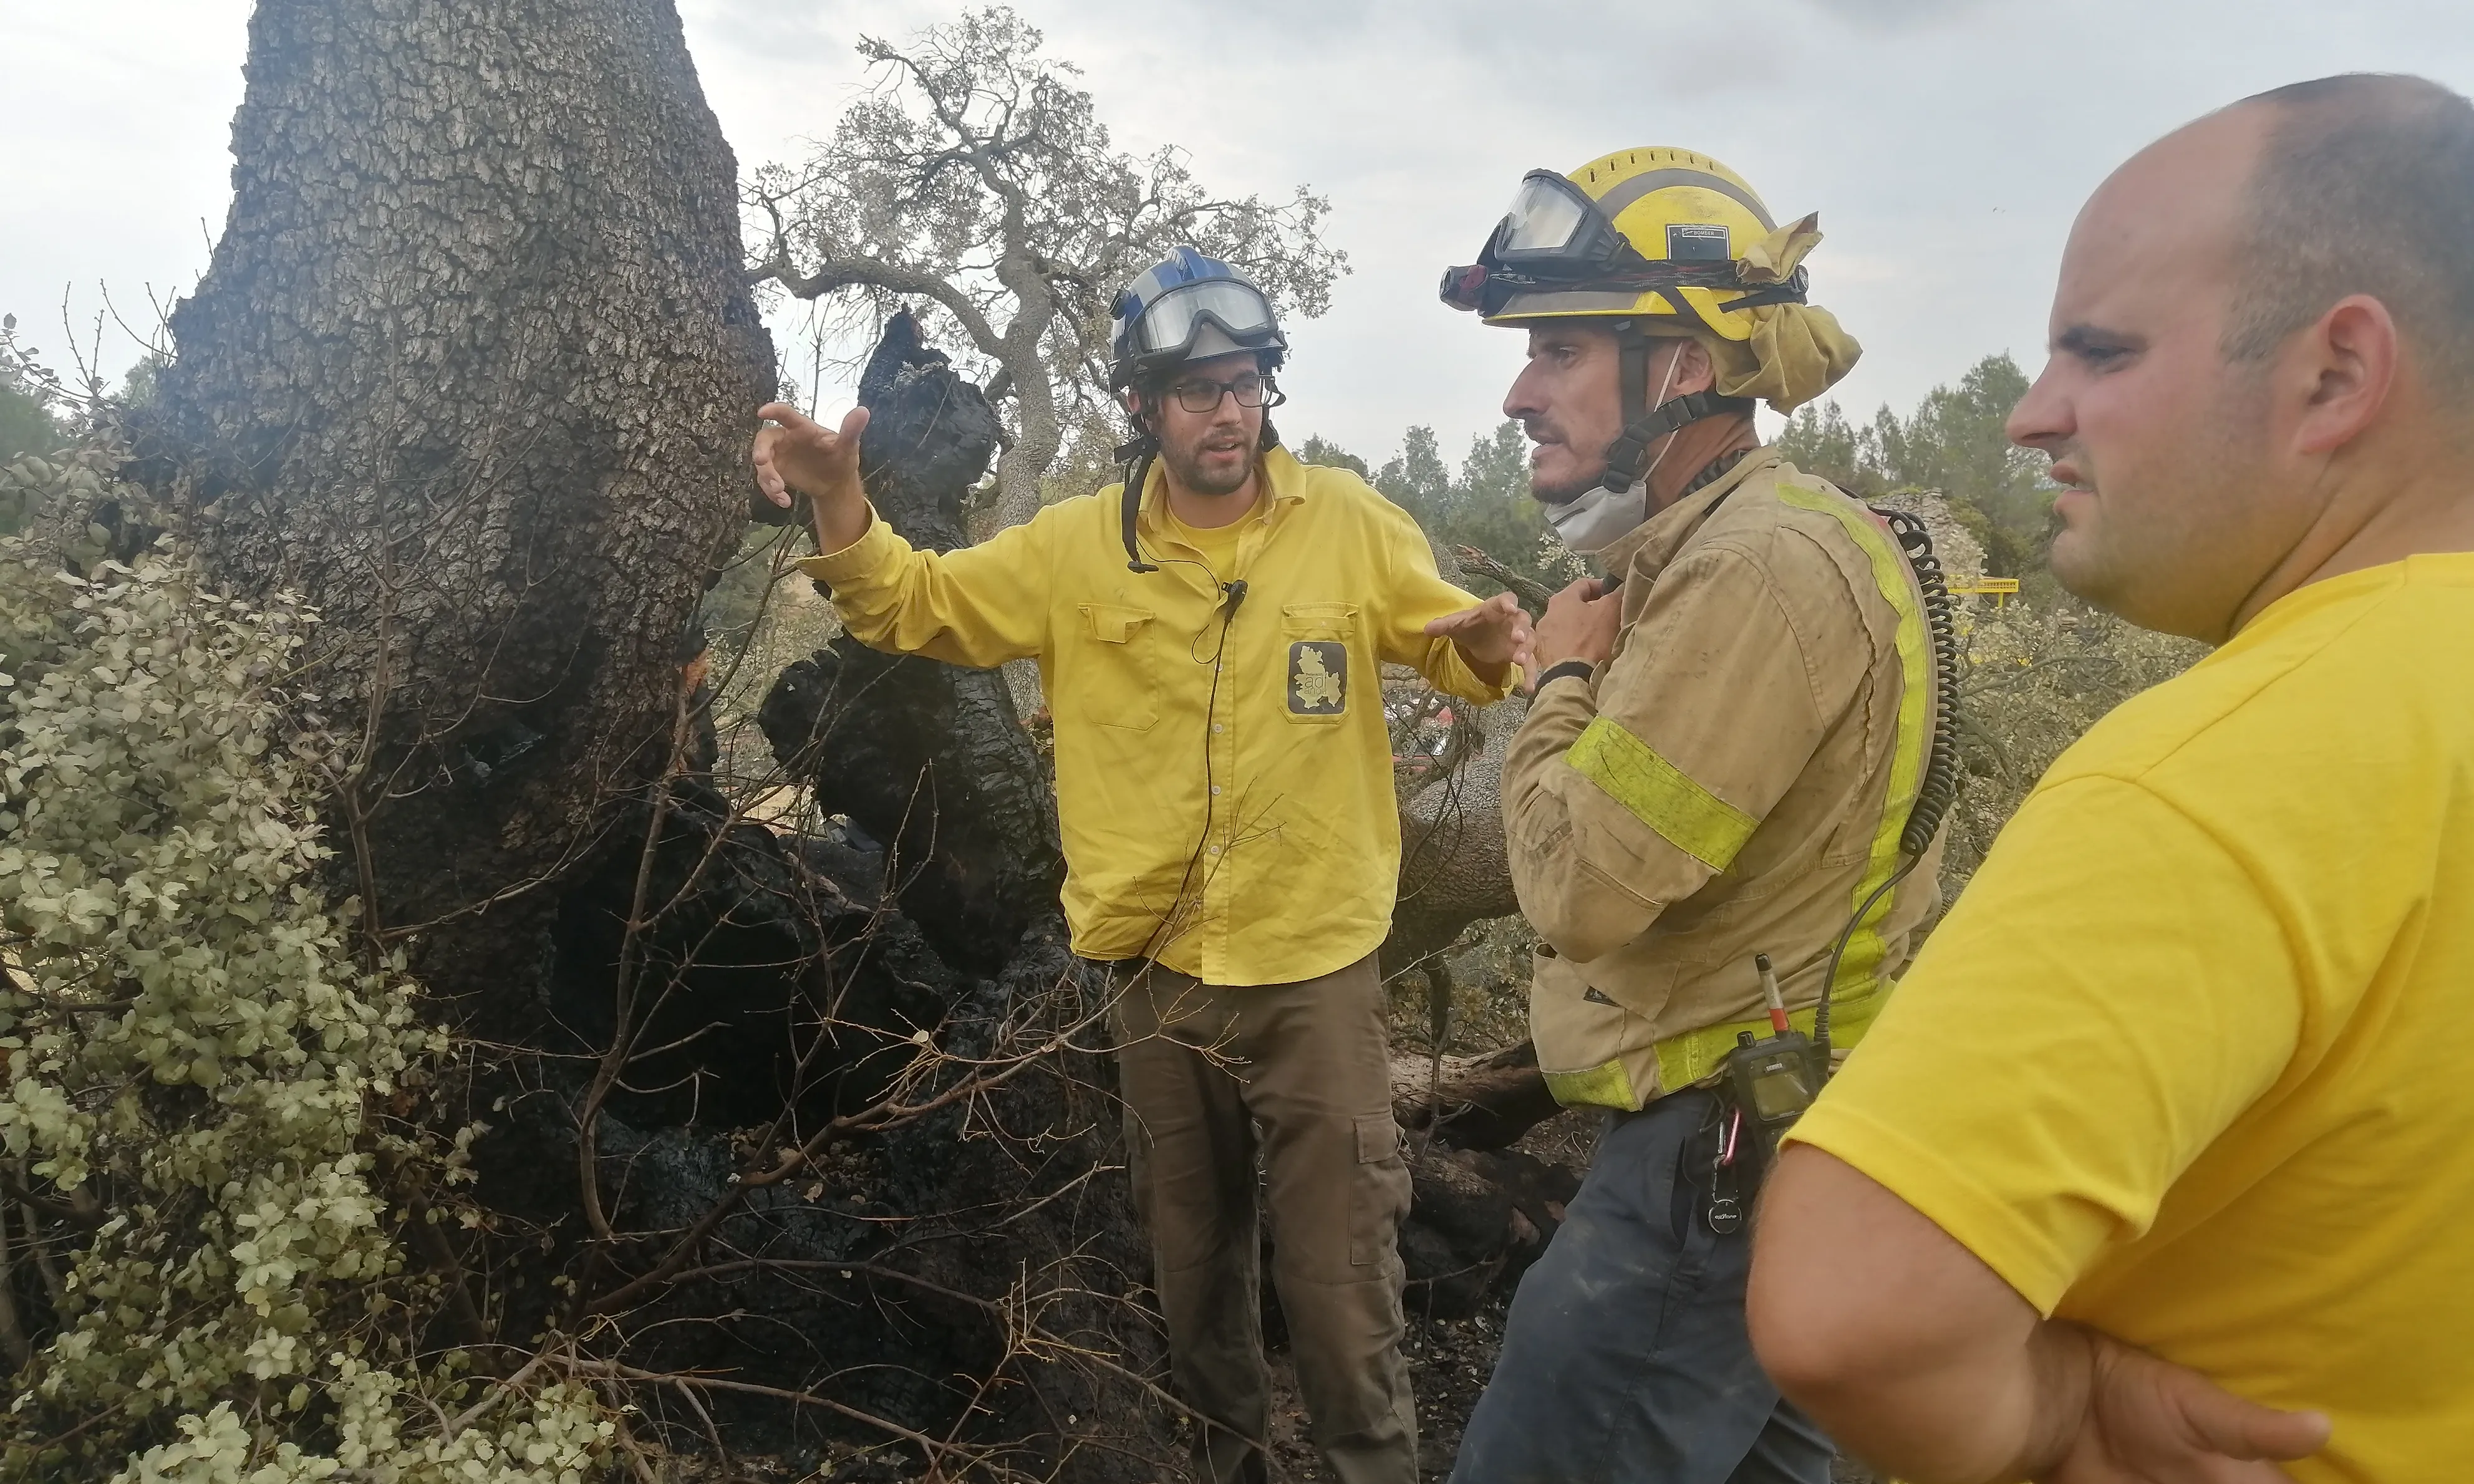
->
[1503,449,1945,1111]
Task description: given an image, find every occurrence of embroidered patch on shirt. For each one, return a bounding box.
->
[1288,641,1348,715]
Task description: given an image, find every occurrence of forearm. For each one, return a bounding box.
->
[1500,678,1681,959]
[794,511,1046,668]
[809,484,870,557]
[1771,1309,2092,1483]
[1407,632,1512,705]
[1456,645,1510,690]
[1750,1145,2097,1484]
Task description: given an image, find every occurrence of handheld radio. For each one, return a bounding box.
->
[1723,953,1828,1157]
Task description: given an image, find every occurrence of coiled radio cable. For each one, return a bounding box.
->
[1814,504,1965,1052]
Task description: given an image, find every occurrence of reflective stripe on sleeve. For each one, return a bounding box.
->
[1564,714,1759,872]
[1773,486,1932,1000]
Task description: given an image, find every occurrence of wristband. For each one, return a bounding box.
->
[1537,660,1596,690]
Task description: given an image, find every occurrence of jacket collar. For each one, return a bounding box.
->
[1138,443,1308,535]
[1595,446,1779,582]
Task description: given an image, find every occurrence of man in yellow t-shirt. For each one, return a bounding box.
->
[1746,75,2474,1484]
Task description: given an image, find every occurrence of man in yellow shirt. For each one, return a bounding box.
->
[751,249,1529,1484]
[1747,75,2474,1483]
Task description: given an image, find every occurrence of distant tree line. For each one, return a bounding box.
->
[1291,352,2057,595]
[1296,422,1575,597]
[1775,352,2057,577]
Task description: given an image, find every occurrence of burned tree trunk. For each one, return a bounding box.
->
[760,312,1065,974]
[141,0,774,1004]
[1386,694,1525,983]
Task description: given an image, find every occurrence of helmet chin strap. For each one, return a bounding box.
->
[1632,349,1684,484]
[1598,331,1756,495]
[1544,337,1758,556]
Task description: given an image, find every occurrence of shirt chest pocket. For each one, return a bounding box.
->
[1075,604,1159,730]
[1280,602,1359,725]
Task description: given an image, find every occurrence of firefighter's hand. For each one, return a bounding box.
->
[1424,590,1534,685]
[1535,577,1623,674]
[2037,1324,2329,1483]
[754,403,871,552]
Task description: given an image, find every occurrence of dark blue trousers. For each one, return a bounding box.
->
[1448,1091,1832,1484]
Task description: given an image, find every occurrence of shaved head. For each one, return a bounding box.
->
[2009,74,2474,642]
[2226,75,2474,403]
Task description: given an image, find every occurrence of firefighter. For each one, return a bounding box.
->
[751,248,1530,1484]
[1436,149,1951,1482]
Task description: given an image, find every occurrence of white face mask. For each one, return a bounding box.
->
[1539,344,1684,557]
[1543,480,1649,555]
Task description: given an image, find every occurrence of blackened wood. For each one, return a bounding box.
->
[760,316,1064,974]
[142,0,775,998]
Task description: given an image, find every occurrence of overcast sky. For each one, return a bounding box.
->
[7,0,2473,468]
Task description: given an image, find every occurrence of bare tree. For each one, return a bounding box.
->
[745,5,1348,527]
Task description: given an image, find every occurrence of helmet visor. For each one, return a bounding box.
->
[1499,171,1595,256]
[1134,278,1281,357]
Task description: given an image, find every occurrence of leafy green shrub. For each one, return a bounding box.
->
[1940,595,2205,899]
[0,444,611,1481]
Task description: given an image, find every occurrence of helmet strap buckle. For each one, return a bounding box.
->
[1598,388,1758,493]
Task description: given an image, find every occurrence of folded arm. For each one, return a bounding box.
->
[1752,1147,2327,1483]
[1749,777,2331,1482]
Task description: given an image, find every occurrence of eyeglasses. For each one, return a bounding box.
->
[1167,372,1273,414]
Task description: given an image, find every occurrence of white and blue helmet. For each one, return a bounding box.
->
[1107,247,1288,390]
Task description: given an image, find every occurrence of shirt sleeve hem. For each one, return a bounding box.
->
[1423,638,1517,706]
[1786,1099,2082,1318]
[793,504,895,585]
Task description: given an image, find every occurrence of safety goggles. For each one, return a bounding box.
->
[1121,277,1284,360]
[1492,170,1635,268]
[1441,168,1798,317]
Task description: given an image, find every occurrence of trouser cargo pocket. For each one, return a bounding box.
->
[1350,1111,1411,1266]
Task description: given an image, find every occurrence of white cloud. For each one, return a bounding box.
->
[7,0,2474,470]
[0,1,251,379]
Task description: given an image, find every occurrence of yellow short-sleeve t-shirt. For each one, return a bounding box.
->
[1789,554,2474,1483]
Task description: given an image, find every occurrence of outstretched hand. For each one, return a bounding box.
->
[1424,590,1534,687]
[753,402,871,552]
[2038,1324,2329,1483]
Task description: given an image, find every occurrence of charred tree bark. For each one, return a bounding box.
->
[141,0,774,1004]
[1399,1039,1562,1153]
[1385,695,1525,985]
[760,313,1065,974]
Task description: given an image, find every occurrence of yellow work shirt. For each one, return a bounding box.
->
[1163,498,1254,573]
[800,444,1510,986]
[1790,554,2474,1482]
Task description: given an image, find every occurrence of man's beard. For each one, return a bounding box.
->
[1521,421,1605,505]
[1161,434,1256,497]
[1531,461,1604,505]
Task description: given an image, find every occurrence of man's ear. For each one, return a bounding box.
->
[1671,336,1719,397]
[2292,294,2399,458]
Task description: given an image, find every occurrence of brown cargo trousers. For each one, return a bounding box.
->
[1109,953,1418,1484]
